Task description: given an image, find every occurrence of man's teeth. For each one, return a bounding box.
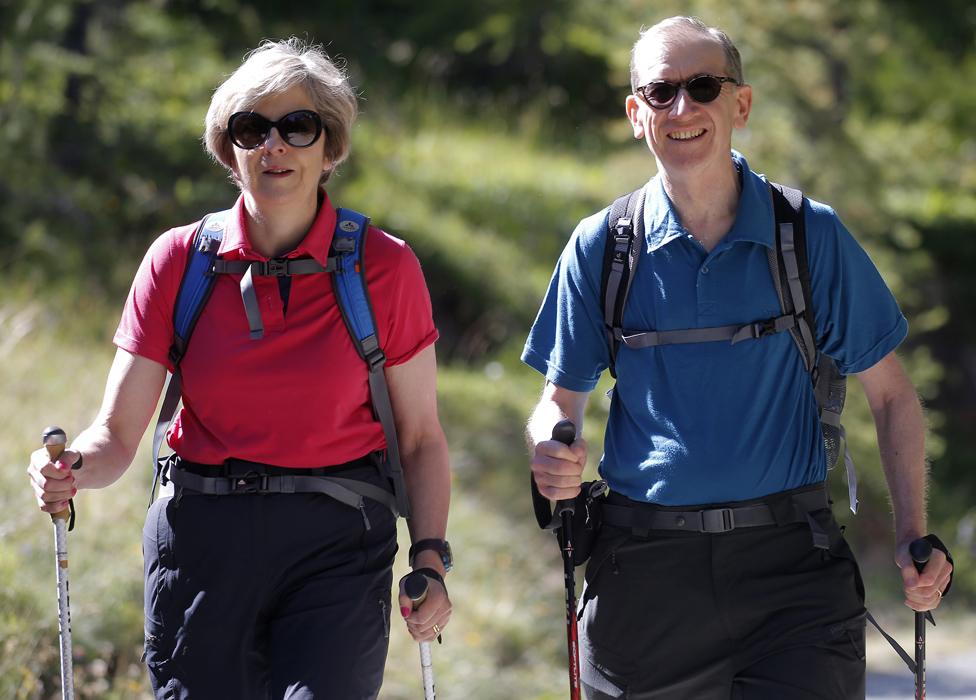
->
[669,129,705,140]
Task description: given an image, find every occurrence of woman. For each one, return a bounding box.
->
[27,38,452,699]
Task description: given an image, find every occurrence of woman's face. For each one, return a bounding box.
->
[229,84,331,208]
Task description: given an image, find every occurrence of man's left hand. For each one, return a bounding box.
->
[897,542,952,612]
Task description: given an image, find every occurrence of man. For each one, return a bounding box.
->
[523,16,952,699]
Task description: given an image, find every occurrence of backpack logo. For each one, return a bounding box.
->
[339,220,360,232]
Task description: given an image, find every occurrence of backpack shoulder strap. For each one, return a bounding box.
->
[331,208,411,519]
[768,182,817,372]
[150,209,230,503]
[599,186,645,378]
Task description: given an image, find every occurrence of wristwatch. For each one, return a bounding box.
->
[408,538,453,573]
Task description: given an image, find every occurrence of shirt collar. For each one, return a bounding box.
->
[641,150,776,253]
[217,190,338,266]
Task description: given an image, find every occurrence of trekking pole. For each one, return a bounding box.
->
[42,426,76,700]
[551,419,581,700]
[910,537,933,700]
[403,570,437,700]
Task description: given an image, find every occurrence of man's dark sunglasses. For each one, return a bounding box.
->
[635,74,740,110]
[227,109,324,149]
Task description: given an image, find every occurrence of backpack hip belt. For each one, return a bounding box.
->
[163,457,397,529]
[600,482,830,543]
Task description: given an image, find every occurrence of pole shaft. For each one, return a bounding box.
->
[419,640,436,699]
[909,537,932,700]
[54,515,74,699]
[914,611,925,700]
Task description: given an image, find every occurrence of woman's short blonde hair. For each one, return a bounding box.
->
[204,38,358,184]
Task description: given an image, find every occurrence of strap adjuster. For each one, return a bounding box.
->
[751,318,778,338]
[700,507,735,533]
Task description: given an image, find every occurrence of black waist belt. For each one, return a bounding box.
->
[163,455,399,520]
[601,483,830,536]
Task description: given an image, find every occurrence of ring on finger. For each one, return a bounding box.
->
[432,623,441,636]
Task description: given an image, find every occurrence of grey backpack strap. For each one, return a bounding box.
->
[601,186,646,378]
[769,182,857,513]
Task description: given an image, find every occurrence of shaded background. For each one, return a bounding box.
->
[1,0,974,697]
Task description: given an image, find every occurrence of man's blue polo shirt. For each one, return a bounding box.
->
[522,152,908,506]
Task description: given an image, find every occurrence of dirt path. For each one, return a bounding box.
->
[866,613,976,699]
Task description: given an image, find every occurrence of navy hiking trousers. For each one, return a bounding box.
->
[142,465,397,699]
[579,488,866,699]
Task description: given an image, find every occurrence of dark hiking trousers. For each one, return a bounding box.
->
[142,467,397,699]
[579,492,866,700]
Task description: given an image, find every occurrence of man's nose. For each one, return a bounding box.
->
[669,88,698,117]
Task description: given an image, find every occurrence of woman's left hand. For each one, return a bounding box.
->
[398,571,452,642]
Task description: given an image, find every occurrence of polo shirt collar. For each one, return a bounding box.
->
[641,150,776,253]
[217,190,339,265]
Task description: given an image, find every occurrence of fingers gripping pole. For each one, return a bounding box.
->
[42,426,75,700]
[551,420,582,700]
[404,571,437,700]
[910,538,933,700]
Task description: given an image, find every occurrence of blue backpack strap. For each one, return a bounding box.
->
[149,210,230,505]
[331,208,411,519]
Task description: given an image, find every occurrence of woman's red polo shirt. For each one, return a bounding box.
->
[114,193,438,467]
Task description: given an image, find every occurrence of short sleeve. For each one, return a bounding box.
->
[521,211,611,391]
[375,236,438,366]
[805,201,908,374]
[113,227,194,371]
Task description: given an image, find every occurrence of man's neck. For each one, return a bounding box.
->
[660,160,741,252]
[243,192,319,258]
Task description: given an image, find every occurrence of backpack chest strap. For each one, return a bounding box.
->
[212,257,337,341]
[619,312,797,349]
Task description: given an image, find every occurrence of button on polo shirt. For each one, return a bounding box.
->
[523,152,907,506]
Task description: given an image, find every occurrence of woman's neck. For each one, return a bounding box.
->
[242,191,320,258]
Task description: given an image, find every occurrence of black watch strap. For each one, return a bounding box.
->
[408,538,452,571]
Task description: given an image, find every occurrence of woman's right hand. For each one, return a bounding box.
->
[27,447,81,514]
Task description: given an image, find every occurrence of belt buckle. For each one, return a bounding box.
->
[700,507,735,533]
[232,471,268,494]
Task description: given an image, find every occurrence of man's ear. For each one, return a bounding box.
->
[626,95,645,139]
[733,84,753,129]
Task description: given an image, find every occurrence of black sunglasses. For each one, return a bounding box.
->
[635,74,740,110]
[227,109,324,149]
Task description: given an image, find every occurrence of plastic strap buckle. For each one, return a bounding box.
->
[750,318,778,338]
[231,471,268,494]
[263,259,289,276]
[363,337,386,371]
[700,507,735,533]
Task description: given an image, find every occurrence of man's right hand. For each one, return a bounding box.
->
[530,436,588,501]
[27,447,80,514]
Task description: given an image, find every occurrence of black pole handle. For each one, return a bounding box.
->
[910,538,932,574]
[404,570,430,609]
[551,420,577,517]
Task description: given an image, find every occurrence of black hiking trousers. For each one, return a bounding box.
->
[579,492,866,699]
[141,465,397,700]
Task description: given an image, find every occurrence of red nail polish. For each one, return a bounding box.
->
[401,606,411,618]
